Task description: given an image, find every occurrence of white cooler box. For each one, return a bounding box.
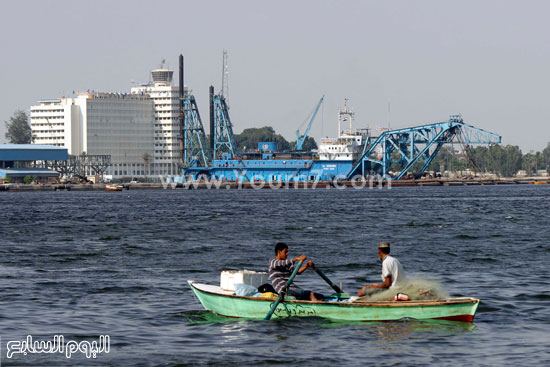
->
[220,270,268,291]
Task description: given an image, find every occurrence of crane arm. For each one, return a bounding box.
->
[296,95,324,150]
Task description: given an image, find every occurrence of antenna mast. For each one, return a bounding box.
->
[220,50,229,100]
[387,101,391,129]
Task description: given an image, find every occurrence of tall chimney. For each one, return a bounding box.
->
[209,85,215,157]
[179,54,185,166]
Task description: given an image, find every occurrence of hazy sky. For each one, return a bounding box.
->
[1,0,549,152]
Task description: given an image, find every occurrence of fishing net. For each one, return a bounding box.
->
[353,278,449,302]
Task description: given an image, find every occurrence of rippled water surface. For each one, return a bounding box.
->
[0,186,549,366]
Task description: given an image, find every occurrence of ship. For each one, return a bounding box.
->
[318,100,372,162]
[177,54,501,183]
[183,100,372,183]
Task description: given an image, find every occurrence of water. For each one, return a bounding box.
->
[0,185,549,366]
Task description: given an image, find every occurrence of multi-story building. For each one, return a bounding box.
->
[78,92,155,177]
[30,65,183,178]
[30,92,155,178]
[30,98,80,149]
[131,68,181,175]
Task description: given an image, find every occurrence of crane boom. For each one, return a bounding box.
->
[296,95,324,151]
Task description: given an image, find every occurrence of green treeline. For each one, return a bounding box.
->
[235,126,317,152]
[399,143,550,177]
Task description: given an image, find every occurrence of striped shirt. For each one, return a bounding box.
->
[268,258,296,294]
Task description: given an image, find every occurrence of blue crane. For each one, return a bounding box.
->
[296,95,324,151]
[182,95,212,167]
[346,115,501,180]
[212,94,238,159]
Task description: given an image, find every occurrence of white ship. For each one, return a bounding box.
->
[318,99,370,161]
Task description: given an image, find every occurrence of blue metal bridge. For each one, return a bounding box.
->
[346,115,501,180]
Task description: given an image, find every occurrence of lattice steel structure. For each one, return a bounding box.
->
[212,94,238,159]
[49,154,111,178]
[347,115,501,180]
[182,95,212,167]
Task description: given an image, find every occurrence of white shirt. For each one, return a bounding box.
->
[381,255,406,288]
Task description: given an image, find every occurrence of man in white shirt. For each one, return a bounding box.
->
[358,241,406,297]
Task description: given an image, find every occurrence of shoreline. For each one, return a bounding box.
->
[0,177,548,192]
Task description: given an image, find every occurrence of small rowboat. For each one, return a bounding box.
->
[105,184,124,191]
[188,281,480,322]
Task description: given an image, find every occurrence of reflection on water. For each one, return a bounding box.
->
[369,319,475,343]
[185,310,475,342]
[184,310,241,324]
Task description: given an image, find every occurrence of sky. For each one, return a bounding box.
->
[1,0,549,152]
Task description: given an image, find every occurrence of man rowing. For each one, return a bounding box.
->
[268,242,324,301]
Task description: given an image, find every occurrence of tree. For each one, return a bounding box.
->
[522,152,536,175]
[502,145,523,177]
[142,152,152,177]
[473,145,523,177]
[466,146,489,173]
[4,110,32,144]
[427,146,466,173]
[543,142,550,172]
[289,136,318,151]
[535,151,544,172]
[235,126,290,152]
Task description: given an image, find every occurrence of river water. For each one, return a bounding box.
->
[0,185,548,366]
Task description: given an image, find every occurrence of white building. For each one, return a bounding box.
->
[30,98,80,149]
[30,65,184,178]
[30,92,155,178]
[131,68,181,175]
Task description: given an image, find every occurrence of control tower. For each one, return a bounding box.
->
[151,69,173,86]
[130,62,179,175]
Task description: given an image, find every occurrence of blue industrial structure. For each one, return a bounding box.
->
[176,55,501,183]
[296,96,324,151]
[346,115,502,180]
[182,95,211,167]
[185,140,354,183]
[181,114,501,182]
[207,158,353,183]
[0,144,67,162]
[258,142,277,152]
[212,93,238,159]
[0,144,67,180]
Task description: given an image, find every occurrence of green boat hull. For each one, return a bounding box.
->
[188,281,480,322]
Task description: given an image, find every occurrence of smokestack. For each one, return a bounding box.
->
[209,85,215,157]
[179,54,185,166]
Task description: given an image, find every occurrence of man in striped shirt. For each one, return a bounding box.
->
[268,242,323,301]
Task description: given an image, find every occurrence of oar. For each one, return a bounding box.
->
[264,259,304,321]
[312,266,343,294]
